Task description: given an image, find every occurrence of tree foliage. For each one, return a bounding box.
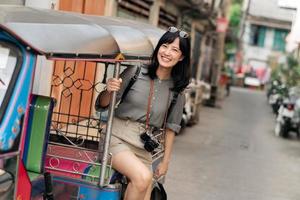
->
[274,56,300,87]
[229,4,241,28]
[225,2,242,52]
[231,0,244,4]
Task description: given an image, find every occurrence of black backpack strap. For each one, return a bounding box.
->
[119,66,141,104]
[101,63,109,84]
[166,91,179,119]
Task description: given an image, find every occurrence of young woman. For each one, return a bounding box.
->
[96,27,191,200]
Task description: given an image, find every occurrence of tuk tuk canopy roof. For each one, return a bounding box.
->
[0,5,165,59]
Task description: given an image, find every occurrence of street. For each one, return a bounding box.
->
[165,87,300,200]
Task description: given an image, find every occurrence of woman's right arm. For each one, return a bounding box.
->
[95,66,138,111]
[96,78,122,109]
[96,89,111,108]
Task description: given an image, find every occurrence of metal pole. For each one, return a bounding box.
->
[99,62,121,187]
[208,0,231,106]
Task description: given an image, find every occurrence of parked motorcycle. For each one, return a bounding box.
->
[267,80,281,99]
[269,90,282,114]
[275,99,296,138]
[274,87,300,138]
[181,91,193,129]
[179,86,193,133]
[268,84,288,115]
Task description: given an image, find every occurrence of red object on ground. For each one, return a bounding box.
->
[16,161,32,200]
[219,74,229,85]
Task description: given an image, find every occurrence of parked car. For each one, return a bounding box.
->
[244,76,261,88]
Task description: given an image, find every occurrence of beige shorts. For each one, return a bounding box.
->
[109,117,152,169]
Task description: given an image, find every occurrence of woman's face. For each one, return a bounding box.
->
[157,37,184,69]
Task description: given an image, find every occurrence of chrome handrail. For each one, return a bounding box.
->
[99,61,121,187]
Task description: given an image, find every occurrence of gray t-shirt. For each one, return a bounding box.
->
[113,66,185,133]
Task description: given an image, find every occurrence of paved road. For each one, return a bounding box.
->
[164,87,300,200]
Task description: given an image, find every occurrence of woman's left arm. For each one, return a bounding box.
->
[154,128,175,178]
[154,92,185,178]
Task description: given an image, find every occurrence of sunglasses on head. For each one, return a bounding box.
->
[168,27,189,38]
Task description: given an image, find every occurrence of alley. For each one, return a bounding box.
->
[165,87,300,200]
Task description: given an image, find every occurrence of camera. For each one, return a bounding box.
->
[140,131,159,153]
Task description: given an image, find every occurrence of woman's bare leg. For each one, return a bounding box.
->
[112,151,152,200]
[143,181,153,200]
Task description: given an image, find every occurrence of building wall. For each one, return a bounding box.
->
[114,0,158,24]
[243,21,287,70]
[249,0,295,22]
[242,0,294,77]
[162,1,179,19]
[25,0,58,9]
[0,0,24,5]
[23,0,57,96]
[59,0,105,15]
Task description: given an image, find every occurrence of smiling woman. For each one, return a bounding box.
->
[157,38,183,70]
[96,27,191,200]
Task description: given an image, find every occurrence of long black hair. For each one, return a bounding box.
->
[147,30,191,92]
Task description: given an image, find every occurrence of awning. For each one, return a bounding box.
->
[0,5,165,59]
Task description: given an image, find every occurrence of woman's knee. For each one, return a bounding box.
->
[131,169,153,192]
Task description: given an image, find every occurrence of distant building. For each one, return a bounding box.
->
[285,1,300,53]
[241,0,295,81]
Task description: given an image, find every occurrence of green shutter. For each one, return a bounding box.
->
[258,27,266,47]
[273,29,288,52]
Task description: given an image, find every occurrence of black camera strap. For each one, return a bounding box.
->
[119,66,141,104]
[146,79,155,130]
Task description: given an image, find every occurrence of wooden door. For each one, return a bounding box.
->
[51,0,106,128]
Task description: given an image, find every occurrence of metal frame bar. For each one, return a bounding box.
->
[99,62,121,187]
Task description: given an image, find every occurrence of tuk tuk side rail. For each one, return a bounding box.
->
[0,151,19,159]
[47,54,151,63]
[50,113,104,149]
[44,139,114,185]
[99,61,120,187]
[45,57,145,187]
[45,59,108,185]
[44,57,165,187]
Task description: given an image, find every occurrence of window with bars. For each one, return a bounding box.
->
[249,25,266,47]
[117,0,153,20]
[272,28,288,52]
[158,7,177,29]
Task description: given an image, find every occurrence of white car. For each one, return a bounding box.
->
[244,77,261,87]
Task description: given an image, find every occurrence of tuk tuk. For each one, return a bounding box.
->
[0,5,164,199]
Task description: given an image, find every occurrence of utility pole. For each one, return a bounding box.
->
[207,0,231,107]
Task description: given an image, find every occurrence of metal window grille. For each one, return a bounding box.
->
[45,60,112,184]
